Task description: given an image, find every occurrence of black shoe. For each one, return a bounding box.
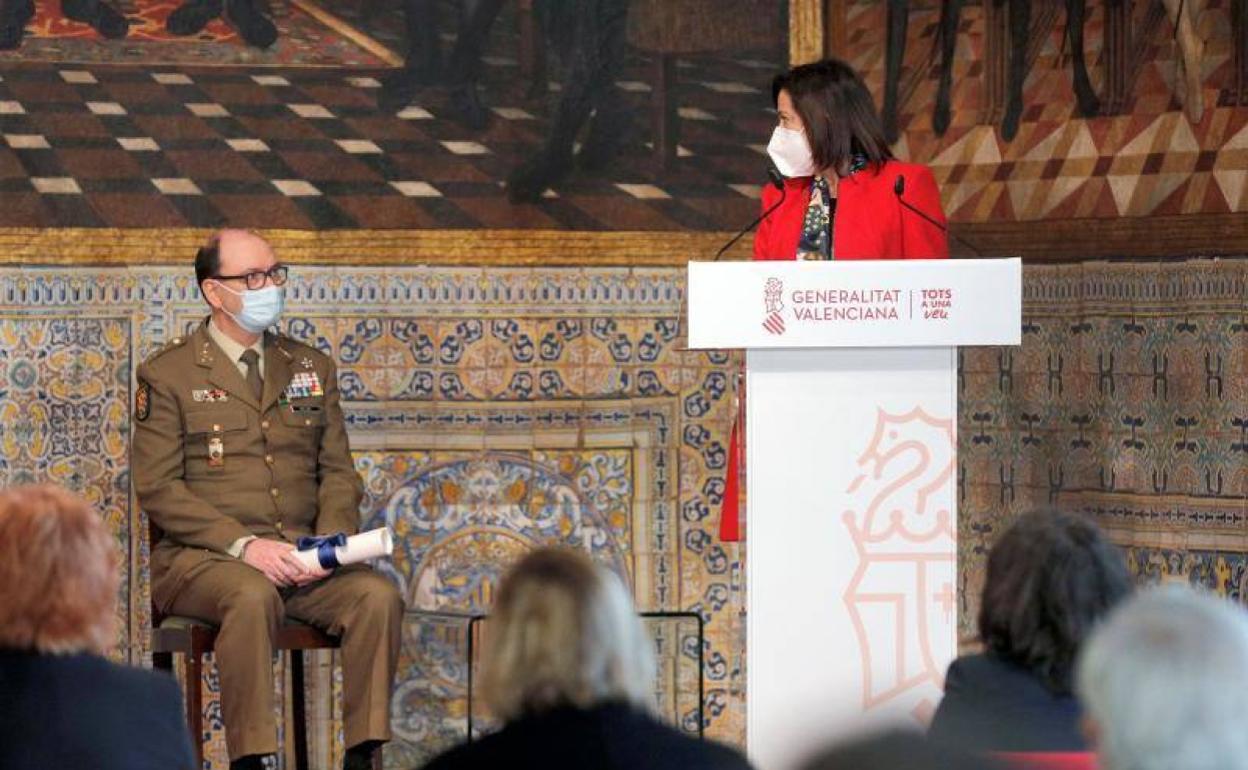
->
[0,0,34,50]
[61,0,129,39]
[228,754,270,770]
[166,0,223,36]
[224,0,277,48]
[343,740,382,770]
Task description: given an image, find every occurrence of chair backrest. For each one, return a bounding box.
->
[996,752,1099,770]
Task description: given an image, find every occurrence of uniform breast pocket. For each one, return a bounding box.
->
[183,410,249,472]
[279,401,326,429]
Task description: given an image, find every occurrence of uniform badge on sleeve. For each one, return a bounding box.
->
[135,380,151,422]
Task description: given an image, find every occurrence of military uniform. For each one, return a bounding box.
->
[132,320,402,760]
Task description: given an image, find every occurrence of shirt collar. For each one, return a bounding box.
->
[206,318,263,365]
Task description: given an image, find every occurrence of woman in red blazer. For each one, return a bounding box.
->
[754,58,949,261]
[721,60,949,541]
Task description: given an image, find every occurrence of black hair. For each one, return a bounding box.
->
[771,58,893,174]
[194,235,221,289]
[978,508,1132,694]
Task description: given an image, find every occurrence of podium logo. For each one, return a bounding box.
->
[762,277,785,335]
[842,406,956,726]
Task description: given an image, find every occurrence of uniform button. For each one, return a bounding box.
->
[261,420,270,430]
[265,454,274,465]
[276,522,284,532]
[304,419,312,426]
[270,487,279,498]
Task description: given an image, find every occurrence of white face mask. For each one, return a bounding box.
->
[767,125,817,178]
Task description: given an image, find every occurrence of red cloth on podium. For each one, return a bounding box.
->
[719,420,742,541]
[995,753,1098,770]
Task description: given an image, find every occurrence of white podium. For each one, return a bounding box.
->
[687,259,1021,770]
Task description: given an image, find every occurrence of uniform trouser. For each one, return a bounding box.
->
[167,560,404,760]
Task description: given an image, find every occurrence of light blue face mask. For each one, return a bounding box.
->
[214,282,285,334]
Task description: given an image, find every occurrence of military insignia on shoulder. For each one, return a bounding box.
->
[144,335,188,365]
[135,380,151,422]
[300,357,314,370]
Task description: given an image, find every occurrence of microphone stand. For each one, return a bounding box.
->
[893,175,982,257]
[679,168,789,352]
[713,168,788,261]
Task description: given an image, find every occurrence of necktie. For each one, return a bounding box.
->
[239,349,263,401]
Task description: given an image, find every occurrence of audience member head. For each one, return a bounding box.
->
[978,509,1131,694]
[800,729,1003,770]
[1076,586,1248,770]
[0,485,119,655]
[480,547,655,721]
[769,58,893,178]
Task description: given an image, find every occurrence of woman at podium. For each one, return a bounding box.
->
[753,58,949,261]
[719,58,950,540]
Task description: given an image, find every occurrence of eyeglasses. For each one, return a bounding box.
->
[212,264,289,290]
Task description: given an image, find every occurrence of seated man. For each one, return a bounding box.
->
[132,229,403,770]
[166,0,276,49]
[0,0,128,50]
[1076,585,1248,770]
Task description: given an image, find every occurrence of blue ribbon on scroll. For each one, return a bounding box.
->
[296,533,348,569]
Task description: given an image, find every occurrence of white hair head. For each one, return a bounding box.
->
[1075,585,1248,770]
[480,547,656,721]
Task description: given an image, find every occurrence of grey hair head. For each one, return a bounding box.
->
[1075,585,1248,770]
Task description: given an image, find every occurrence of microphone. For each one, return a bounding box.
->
[894,175,982,257]
[714,167,787,260]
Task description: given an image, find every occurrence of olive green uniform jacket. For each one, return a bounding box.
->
[132,321,363,611]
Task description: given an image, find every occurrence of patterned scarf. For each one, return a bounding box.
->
[795,154,870,261]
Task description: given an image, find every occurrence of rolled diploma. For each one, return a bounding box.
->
[293,528,393,571]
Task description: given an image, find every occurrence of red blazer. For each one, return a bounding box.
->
[752,160,949,260]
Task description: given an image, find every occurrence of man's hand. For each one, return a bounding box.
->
[282,549,331,586]
[241,539,327,587]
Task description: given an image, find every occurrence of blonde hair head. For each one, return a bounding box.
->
[480,547,655,721]
[0,485,120,655]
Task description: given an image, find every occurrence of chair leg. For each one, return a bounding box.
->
[187,653,205,770]
[372,746,384,770]
[292,650,309,770]
[652,53,679,171]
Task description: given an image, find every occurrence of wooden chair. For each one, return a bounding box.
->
[148,523,379,770]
